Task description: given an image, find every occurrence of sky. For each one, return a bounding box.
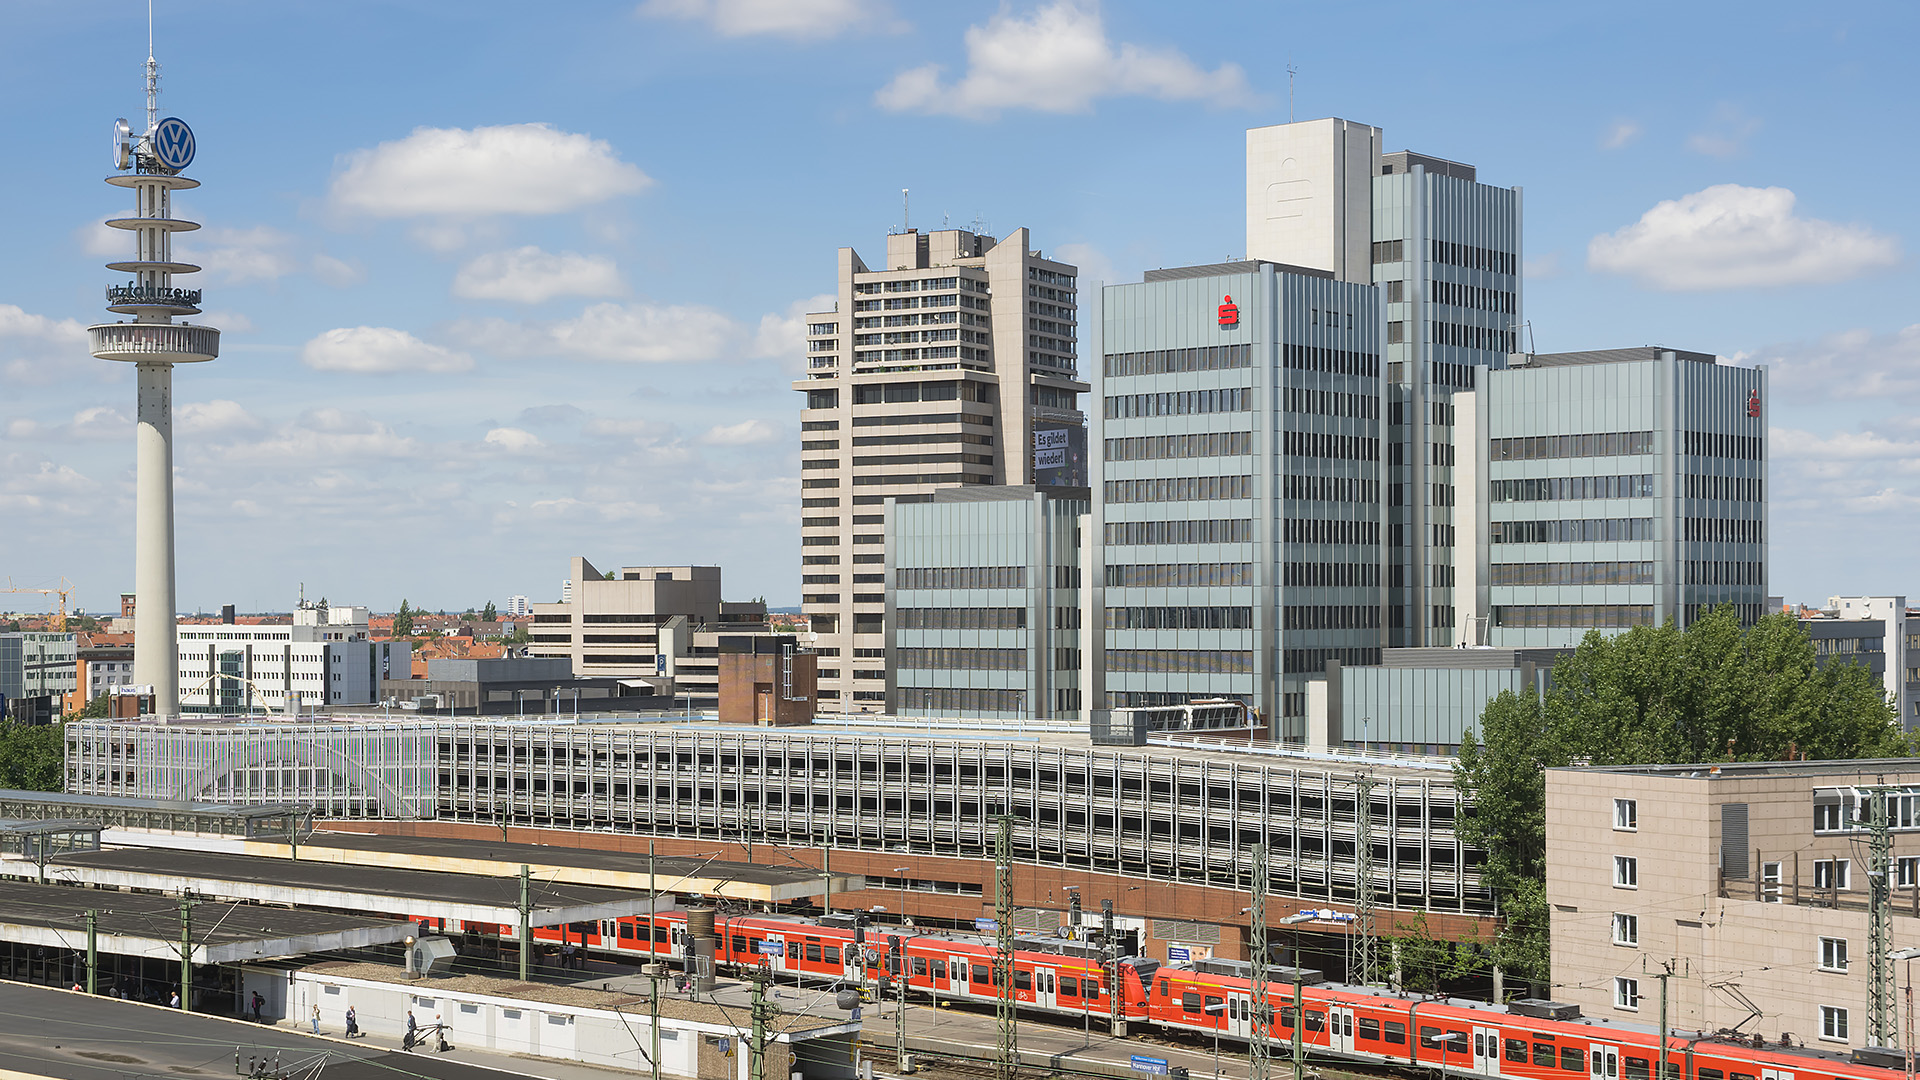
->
[2,0,1917,616]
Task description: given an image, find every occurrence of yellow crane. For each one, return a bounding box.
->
[2,577,74,632]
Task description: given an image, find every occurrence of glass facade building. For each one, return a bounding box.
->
[1091,262,1383,735]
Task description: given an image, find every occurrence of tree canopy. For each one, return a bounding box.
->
[392,599,414,638]
[0,720,64,791]
[1454,606,1910,991]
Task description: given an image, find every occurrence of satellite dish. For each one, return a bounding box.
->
[112,118,131,170]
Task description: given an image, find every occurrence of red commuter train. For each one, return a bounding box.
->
[506,909,1902,1080]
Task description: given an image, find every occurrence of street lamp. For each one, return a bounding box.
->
[893,867,912,928]
[1205,1000,1227,1079]
[1892,948,1920,1080]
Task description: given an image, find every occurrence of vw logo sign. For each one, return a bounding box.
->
[152,116,196,171]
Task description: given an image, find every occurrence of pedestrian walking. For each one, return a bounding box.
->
[311,1003,320,1034]
[345,1005,359,1038]
[169,991,180,1009]
[251,991,264,1022]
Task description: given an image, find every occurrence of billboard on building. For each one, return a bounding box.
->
[1032,425,1087,487]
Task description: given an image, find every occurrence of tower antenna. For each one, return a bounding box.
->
[902,188,909,233]
[145,0,160,135]
[1287,62,1298,123]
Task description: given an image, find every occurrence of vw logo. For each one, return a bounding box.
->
[152,116,196,171]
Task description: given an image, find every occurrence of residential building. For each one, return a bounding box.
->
[885,485,1087,721]
[795,226,1087,710]
[525,558,774,706]
[1547,760,1920,1049]
[1091,260,1383,736]
[1456,347,1768,646]
[0,632,77,723]
[505,595,531,618]
[1246,117,1523,646]
[69,632,136,713]
[175,608,410,714]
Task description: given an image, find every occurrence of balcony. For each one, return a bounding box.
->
[88,322,220,364]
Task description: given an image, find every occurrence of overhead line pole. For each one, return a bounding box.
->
[994,815,1018,1080]
[1250,844,1269,1080]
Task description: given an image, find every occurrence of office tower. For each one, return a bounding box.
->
[1456,347,1767,646]
[1090,262,1383,733]
[1247,118,1523,646]
[885,485,1087,720]
[795,227,1087,710]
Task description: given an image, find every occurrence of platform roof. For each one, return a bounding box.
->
[0,877,410,964]
[29,846,665,929]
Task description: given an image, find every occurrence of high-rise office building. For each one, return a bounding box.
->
[1247,118,1523,646]
[795,227,1087,709]
[1089,261,1383,732]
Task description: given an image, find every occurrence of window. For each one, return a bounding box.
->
[1561,1048,1585,1072]
[1615,977,1640,1010]
[1815,802,1846,832]
[1383,1021,1407,1045]
[1821,1005,1849,1042]
[1625,1058,1650,1080]
[1613,913,1639,946]
[1901,857,1920,887]
[1614,798,1638,830]
[1535,1044,1557,1068]
[1181,991,1202,1013]
[1814,859,1851,890]
[1359,1017,1381,1041]
[1507,1039,1529,1063]
[1820,937,1849,972]
[1761,862,1783,903]
[1614,856,1638,888]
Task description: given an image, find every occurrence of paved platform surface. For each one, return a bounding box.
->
[860,999,1267,1080]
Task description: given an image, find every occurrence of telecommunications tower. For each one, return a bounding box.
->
[87,19,219,718]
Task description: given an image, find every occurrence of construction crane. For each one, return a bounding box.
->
[3,577,74,632]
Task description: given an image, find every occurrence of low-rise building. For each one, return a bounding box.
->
[68,633,136,713]
[379,656,665,715]
[1547,760,1920,1049]
[176,608,409,715]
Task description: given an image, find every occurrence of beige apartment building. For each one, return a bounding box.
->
[1548,760,1920,1050]
[793,227,1087,709]
[526,558,773,705]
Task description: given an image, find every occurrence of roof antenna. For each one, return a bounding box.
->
[1287,62,1298,123]
[902,188,909,233]
[144,0,160,135]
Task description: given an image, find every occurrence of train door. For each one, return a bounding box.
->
[1590,1043,1620,1080]
[1471,1026,1501,1076]
[1034,967,1058,1010]
[670,923,688,960]
[1761,1069,1794,1080]
[1329,1006,1356,1054]
[1227,992,1253,1039]
[946,955,968,996]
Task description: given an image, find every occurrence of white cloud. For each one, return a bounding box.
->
[1587,184,1901,290]
[329,124,653,219]
[68,406,131,441]
[639,0,896,38]
[179,225,299,284]
[1523,251,1562,281]
[1687,104,1761,158]
[453,247,625,303]
[1054,241,1121,285]
[585,416,679,441]
[177,399,263,435]
[876,1,1252,119]
[454,301,743,364]
[197,310,255,334]
[301,326,475,374]
[484,427,544,452]
[0,304,90,383]
[1756,324,1920,405]
[699,419,781,445]
[75,215,124,257]
[750,293,836,363]
[1601,120,1641,150]
[312,254,365,287]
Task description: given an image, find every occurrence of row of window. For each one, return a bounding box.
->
[1493,431,1656,462]
[1282,517,1379,545]
[1490,517,1655,544]
[853,276,968,295]
[850,411,995,428]
[895,607,1026,630]
[1285,387,1378,419]
[1283,646,1382,673]
[1684,518,1764,544]
[894,566,1027,590]
[1687,560,1763,585]
[1493,605,1654,629]
[1103,519,1254,546]
[1105,606,1253,630]
[1492,474,1655,503]
[1107,649,1253,674]
[1685,473,1762,502]
[1282,430,1379,462]
[1103,344,1252,378]
[1104,562,1253,588]
[1104,388,1251,419]
[851,431,994,448]
[851,380,992,405]
[1429,279,1517,314]
[1104,431,1251,462]
[1284,474,1378,506]
[1684,429,1763,461]
[1282,343,1376,377]
[1105,475,1253,504]
[850,472,983,486]
[1282,604,1381,630]
[851,452,995,467]
[896,647,1025,671]
[1492,561,1656,586]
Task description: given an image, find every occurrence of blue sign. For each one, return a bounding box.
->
[152,117,195,171]
[1167,946,1191,963]
[1131,1056,1170,1075]
[974,918,997,933]
[757,939,783,955]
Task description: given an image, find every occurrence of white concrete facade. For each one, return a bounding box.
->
[176,621,408,713]
[1245,118,1382,285]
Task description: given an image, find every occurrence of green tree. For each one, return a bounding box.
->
[66,694,112,721]
[0,720,65,791]
[1456,606,1908,992]
[1389,910,1485,996]
[392,599,415,638]
[507,623,530,645]
[482,601,497,621]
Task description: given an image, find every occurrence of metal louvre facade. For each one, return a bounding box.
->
[64,719,1486,915]
[65,721,438,819]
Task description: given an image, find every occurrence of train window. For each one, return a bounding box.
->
[1420,1026,1444,1049]
[1508,1039,1529,1062]
[1205,996,1224,1017]
[1561,1048,1583,1071]
[1087,981,1101,1001]
[912,957,928,977]
[619,923,635,940]
[787,942,801,961]
[1476,1035,1486,1057]
[931,960,945,979]
[732,935,747,954]
[1159,979,1170,998]
[1383,1021,1407,1045]
[1281,1007,1298,1030]
[1451,1034,1469,1054]
[1062,976,1079,998]
[1536,1044,1557,1067]
[826,945,842,965]
[1359,1017,1380,1041]
[806,943,822,963]
[1697,1070,1725,1080]
[971,966,988,985]
[953,961,966,983]
[1730,1072,1756,1080]
[656,926,670,945]
[1182,991,1203,1014]
[1014,971,1032,992]
[1304,1011,1325,1033]
[1624,1057,1650,1080]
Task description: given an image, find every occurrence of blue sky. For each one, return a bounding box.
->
[2,0,1916,615]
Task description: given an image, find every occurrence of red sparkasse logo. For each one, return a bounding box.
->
[1747,389,1761,418]
[1218,294,1239,327]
